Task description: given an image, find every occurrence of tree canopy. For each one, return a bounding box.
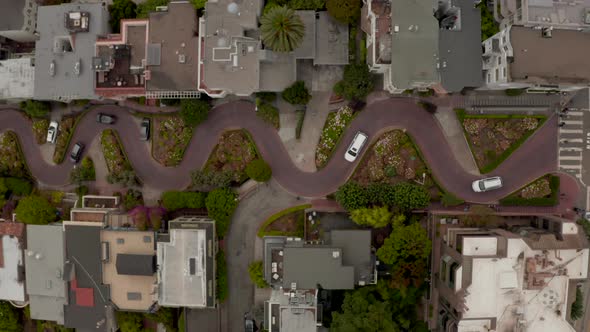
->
[333,64,375,101]
[21,100,50,118]
[261,6,305,52]
[282,81,311,105]
[205,188,238,238]
[335,182,369,211]
[245,159,272,182]
[116,311,143,332]
[326,0,360,24]
[0,301,22,332]
[350,206,392,228]
[377,219,431,288]
[248,261,269,288]
[15,195,56,225]
[108,0,137,32]
[136,0,170,18]
[180,99,211,127]
[336,182,431,212]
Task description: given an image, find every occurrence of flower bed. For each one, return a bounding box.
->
[456,110,545,173]
[351,130,441,199]
[0,131,30,178]
[32,119,49,145]
[203,130,259,183]
[500,175,559,206]
[152,115,193,166]
[101,129,135,185]
[315,106,354,168]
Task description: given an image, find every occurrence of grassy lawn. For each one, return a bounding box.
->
[351,129,442,201]
[0,131,30,179]
[32,119,49,145]
[153,115,193,166]
[315,106,354,168]
[500,174,560,206]
[205,130,259,183]
[257,204,311,238]
[456,109,546,173]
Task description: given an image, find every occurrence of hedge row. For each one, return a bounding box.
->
[161,191,207,211]
[257,204,311,238]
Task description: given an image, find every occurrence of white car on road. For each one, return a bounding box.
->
[344,132,368,162]
[472,176,503,192]
[46,121,58,144]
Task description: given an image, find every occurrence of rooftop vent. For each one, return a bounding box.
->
[65,12,90,33]
[332,251,340,258]
[542,27,552,38]
[178,54,186,63]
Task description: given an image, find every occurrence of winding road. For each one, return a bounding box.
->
[0,98,559,203]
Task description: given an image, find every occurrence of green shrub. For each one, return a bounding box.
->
[295,109,306,139]
[161,191,207,211]
[245,159,272,182]
[505,88,526,96]
[248,261,269,288]
[21,100,50,118]
[571,287,584,320]
[256,91,277,103]
[418,101,437,113]
[216,249,228,302]
[359,35,367,64]
[335,182,369,211]
[500,175,559,206]
[206,188,238,238]
[440,191,465,207]
[0,301,22,332]
[15,195,56,225]
[282,81,311,105]
[256,102,280,129]
[70,157,96,183]
[116,311,144,332]
[180,99,210,127]
[124,189,143,210]
[333,64,374,101]
[5,178,32,196]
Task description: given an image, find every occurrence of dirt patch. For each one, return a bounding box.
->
[205,130,258,182]
[264,210,304,237]
[152,115,193,166]
[351,130,440,198]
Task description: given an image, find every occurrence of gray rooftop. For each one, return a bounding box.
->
[439,0,483,92]
[25,225,67,324]
[259,51,296,92]
[34,3,109,101]
[64,224,112,332]
[314,12,349,65]
[329,230,373,285]
[116,254,156,276]
[146,2,199,91]
[505,0,590,27]
[509,26,590,85]
[293,11,315,59]
[157,217,215,308]
[0,0,26,31]
[390,0,439,90]
[282,247,355,290]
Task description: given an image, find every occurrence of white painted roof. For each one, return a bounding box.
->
[462,237,498,256]
[0,58,34,99]
[0,236,25,302]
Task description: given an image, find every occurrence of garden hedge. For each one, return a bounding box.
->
[499,175,559,206]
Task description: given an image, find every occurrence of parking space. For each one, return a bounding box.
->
[186,308,219,332]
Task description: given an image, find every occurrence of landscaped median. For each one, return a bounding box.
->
[499,174,560,206]
[152,114,193,166]
[0,131,31,179]
[315,105,354,168]
[53,112,87,164]
[456,109,546,174]
[101,129,138,186]
[257,204,311,238]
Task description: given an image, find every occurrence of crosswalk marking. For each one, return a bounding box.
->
[559,155,583,161]
[560,147,583,152]
[563,120,584,125]
[561,164,583,170]
[561,129,584,134]
[568,111,584,116]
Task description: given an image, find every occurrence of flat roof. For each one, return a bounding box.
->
[0,0,26,31]
[439,0,483,92]
[157,218,215,308]
[25,225,67,324]
[282,247,355,290]
[64,224,112,331]
[101,230,157,311]
[267,289,317,332]
[293,11,316,59]
[509,26,590,85]
[390,0,439,89]
[146,2,199,91]
[329,230,373,285]
[0,236,25,302]
[314,12,349,65]
[34,3,109,101]
[462,237,498,256]
[524,0,590,26]
[0,58,34,99]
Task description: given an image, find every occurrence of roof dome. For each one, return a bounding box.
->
[227,2,239,14]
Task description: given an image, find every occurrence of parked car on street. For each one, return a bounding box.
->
[344,131,368,162]
[140,118,150,140]
[46,120,58,144]
[70,142,84,163]
[96,113,116,124]
[472,176,503,192]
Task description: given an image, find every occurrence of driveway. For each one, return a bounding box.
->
[0,97,558,203]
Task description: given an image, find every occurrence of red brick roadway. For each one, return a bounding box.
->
[0,98,577,206]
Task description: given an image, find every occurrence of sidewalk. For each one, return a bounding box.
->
[434,106,480,176]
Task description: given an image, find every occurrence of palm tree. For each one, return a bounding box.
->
[260,6,305,53]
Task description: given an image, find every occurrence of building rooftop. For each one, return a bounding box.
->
[25,225,67,324]
[390,0,439,90]
[314,12,349,65]
[64,224,113,332]
[293,11,316,59]
[509,26,590,85]
[0,223,25,302]
[283,247,355,290]
[328,230,374,285]
[101,230,157,312]
[502,0,590,28]
[157,217,215,308]
[0,0,26,32]
[266,289,318,332]
[34,3,109,101]
[146,2,199,92]
[438,0,483,92]
[0,58,35,100]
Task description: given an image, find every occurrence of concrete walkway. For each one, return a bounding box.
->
[434,106,480,175]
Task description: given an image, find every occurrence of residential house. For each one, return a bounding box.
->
[0,0,37,43]
[100,230,158,312]
[262,230,376,331]
[361,0,482,93]
[63,223,116,332]
[25,224,67,325]
[34,3,109,102]
[0,57,35,100]
[497,0,590,30]
[436,217,589,332]
[156,216,216,308]
[0,222,26,304]
[197,0,349,98]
